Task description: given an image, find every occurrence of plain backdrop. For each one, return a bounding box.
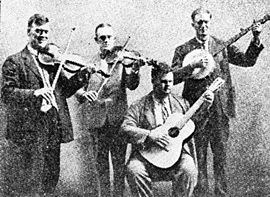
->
[0,0,270,196]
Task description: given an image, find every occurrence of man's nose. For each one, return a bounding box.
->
[201,22,208,28]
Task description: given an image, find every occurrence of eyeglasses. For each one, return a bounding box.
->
[98,35,113,41]
[35,29,49,35]
[196,20,209,26]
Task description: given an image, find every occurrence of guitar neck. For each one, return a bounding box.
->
[176,95,205,129]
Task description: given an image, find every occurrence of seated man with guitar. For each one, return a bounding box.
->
[121,62,218,197]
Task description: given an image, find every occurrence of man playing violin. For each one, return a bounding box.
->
[172,7,264,197]
[1,14,90,196]
[75,23,144,197]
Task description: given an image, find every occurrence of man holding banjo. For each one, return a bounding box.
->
[172,7,264,197]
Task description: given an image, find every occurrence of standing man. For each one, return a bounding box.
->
[121,62,214,197]
[76,23,143,197]
[172,8,264,197]
[1,14,89,196]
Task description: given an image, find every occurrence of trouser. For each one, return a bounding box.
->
[5,137,61,196]
[126,151,198,197]
[94,124,127,197]
[194,112,229,197]
[4,110,62,196]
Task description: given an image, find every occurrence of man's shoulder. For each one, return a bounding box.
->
[130,92,152,106]
[210,36,225,45]
[3,48,27,67]
[128,92,153,111]
[170,93,189,110]
[170,93,187,103]
[174,37,197,52]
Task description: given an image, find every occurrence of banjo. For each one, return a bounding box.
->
[182,14,270,79]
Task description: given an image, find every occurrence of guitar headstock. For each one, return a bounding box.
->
[208,77,225,92]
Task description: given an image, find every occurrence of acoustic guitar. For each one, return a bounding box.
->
[139,77,225,169]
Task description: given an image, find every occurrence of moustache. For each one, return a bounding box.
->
[35,35,48,42]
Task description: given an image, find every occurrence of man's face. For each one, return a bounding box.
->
[28,23,50,50]
[153,72,174,96]
[95,26,115,51]
[192,12,211,41]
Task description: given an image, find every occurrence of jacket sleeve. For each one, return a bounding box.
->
[172,46,196,85]
[228,39,264,67]
[58,67,90,98]
[1,57,36,105]
[121,102,150,144]
[124,62,141,90]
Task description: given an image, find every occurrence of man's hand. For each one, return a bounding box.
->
[192,55,209,69]
[203,90,214,104]
[34,87,54,104]
[132,59,144,72]
[148,128,170,151]
[82,90,99,105]
[252,20,263,39]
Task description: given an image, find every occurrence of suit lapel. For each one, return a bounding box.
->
[169,94,178,114]
[21,47,43,82]
[190,37,201,51]
[144,92,157,129]
[169,94,187,114]
[209,36,224,56]
[208,36,216,55]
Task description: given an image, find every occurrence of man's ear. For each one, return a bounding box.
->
[94,37,99,43]
[27,28,32,37]
[191,22,195,28]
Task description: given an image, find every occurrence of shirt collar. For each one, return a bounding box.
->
[152,94,170,106]
[195,36,209,45]
[27,44,38,56]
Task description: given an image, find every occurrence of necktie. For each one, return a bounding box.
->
[161,102,169,123]
[202,41,208,51]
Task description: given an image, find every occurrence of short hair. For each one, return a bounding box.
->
[151,62,172,83]
[27,14,49,33]
[191,7,212,21]
[95,23,112,37]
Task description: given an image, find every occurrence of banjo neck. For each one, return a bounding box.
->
[213,14,270,57]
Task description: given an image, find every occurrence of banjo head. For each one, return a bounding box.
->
[182,49,215,79]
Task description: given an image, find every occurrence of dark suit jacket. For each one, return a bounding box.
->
[172,36,264,118]
[77,49,140,129]
[121,92,196,160]
[1,47,88,143]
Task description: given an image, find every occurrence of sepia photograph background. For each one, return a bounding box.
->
[0,0,270,196]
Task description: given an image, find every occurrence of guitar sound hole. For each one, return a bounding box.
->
[168,127,179,138]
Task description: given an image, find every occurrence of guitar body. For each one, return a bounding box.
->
[139,113,195,169]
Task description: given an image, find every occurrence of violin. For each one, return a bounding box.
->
[101,45,158,69]
[37,43,110,77]
[101,46,138,65]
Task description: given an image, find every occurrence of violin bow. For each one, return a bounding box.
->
[96,36,131,96]
[51,27,76,90]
